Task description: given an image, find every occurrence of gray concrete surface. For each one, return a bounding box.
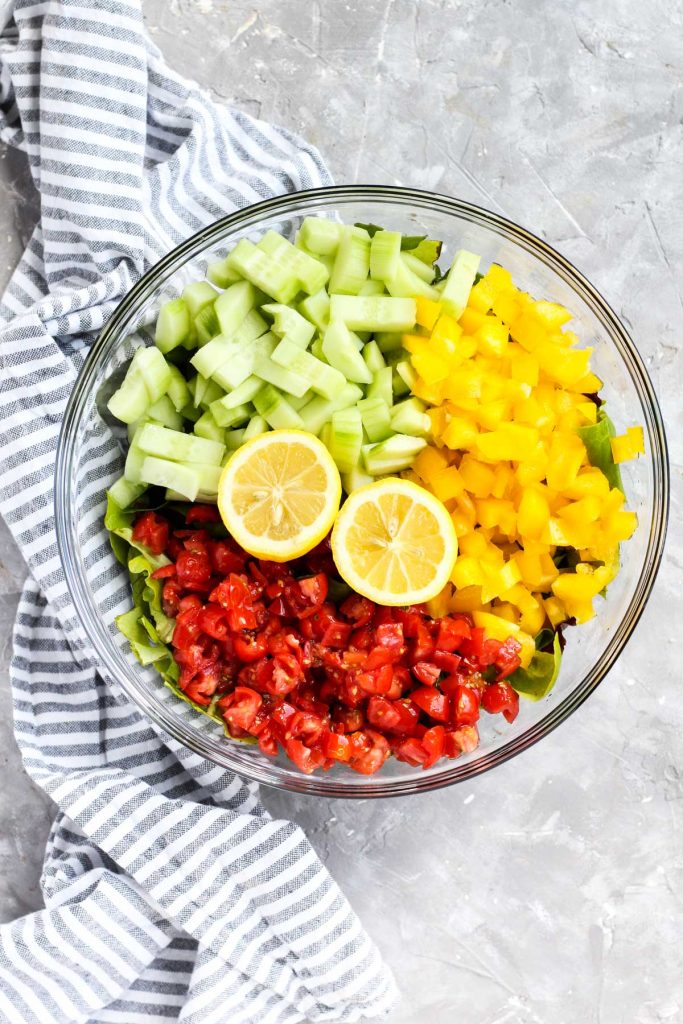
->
[1,1,682,1021]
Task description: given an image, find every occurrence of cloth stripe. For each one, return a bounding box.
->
[0,2,397,1021]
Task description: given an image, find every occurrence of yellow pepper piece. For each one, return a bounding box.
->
[611,426,645,463]
[468,278,495,313]
[517,487,550,539]
[532,300,573,329]
[449,585,486,614]
[415,297,442,331]
[476,423,540,463]
[475,318,508,357]
[458,307,488,334]
[458,456,496,498]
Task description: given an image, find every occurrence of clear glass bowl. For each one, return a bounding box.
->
[54,186,669,797]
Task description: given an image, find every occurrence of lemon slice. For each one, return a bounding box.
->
[218,429,341,562]
[331,478,458,606]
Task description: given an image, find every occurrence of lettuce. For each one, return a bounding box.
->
[509,631,562,701]
[577,410,623,491]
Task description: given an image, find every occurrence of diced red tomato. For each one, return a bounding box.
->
[218,686,262,731]
[132,511,169,555]
[451,684,481,727]
[185,504,221,525]
[410,687,450,722]
[411,661,441,686]
[481,681,520,723]
[366,696,419,735]
[348,729,390,775]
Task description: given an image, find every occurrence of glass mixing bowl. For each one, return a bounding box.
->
[54,186,669,797]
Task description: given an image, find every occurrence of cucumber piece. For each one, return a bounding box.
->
[390,397,431,437]
[401,250,436,283]
[299,288,330,332]
[300,216,343,255]
[329,295,416,333]
[386,258,441,300]
[258,230,329,294]
[358,279,386,297]
[295,236,335,275]
[362,340,386,373]
[342,466,376,493]
[242,414,268,441]
[362,434,427,475]
[253,385,305,430]
[224,428,247,451]
[108,476,146,509]
[191,335,236,380]
[310,337,327,363]
[370,230,401,283]
[124,443,146,484]
[253,351,311,398]
[329,227,371,295]
[261,302,315,349]
[227,238,300,304]
[321,322,372,385]
[146,394,184,430]
[187,375,197,401]
[366,366,393,408]
[195,303,221,347]
[297,383,364,435]
[182,281,218,319]
[272,337,347,399]
[194,463,223,494]
[210,376,263,422]
[194,409,226,443]
[107,347,172,424]
[327,407,363,474]
[230,308,270,345]
[357,397,393,442]
[210,401,252,429]
[440,249,481,319]
[395,360,418,393]
[194,374,225,410]
[375,331,405,354]
[136,423,225,466]
[406,238,442,266]
[287,393,311,411]
[392,369,411,398]
[166,364,191,412]
[179,401,201,424]
[211,331,276,393]
[207,255,241,288]
[155,298,191,354]
[214,280,259,337]
[140,456,200,501]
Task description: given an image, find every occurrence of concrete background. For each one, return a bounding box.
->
[1,1,682,1021]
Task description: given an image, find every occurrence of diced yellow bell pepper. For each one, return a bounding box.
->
[532,300,573,329]
[426,583,452,619]
[509,311,547,352]
[468,279,495,313]
[432,313,462,346]
[477,399,510,430]
[458,456,496,498]
[450,555,484,589]
[412,349,450,386]
[509,346,540,386]
[543,595,566,627]
[563,467,611,500]
[611,426,645,463]
[558,496,602,525]
[415,297,442,331]
[605,510,637,542]
[491,464,515,499]
[536,345,592,388]
[449,585,486,613]
[576,371,603,394]
[491,601,520,624]
[439,416,477,450]
[476,423,540,463]
[430,466,465,503]
[545,433,586,490]
[517,487,550,539]
[458,307,488,334]
[484,264,514,293]
[493,291,522,326]
[476,318,509,357]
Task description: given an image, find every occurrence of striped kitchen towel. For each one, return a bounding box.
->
[0,2,397,1022]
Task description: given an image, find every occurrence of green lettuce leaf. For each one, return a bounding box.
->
[509,631,562,700]
[577,410,623,491]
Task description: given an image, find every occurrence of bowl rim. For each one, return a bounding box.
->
[54,184,670,798]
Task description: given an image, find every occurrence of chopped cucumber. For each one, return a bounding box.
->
[298,383,364,435]
[179,401,201,424]
[194,374,225,410]
[272,337,347,399]
[214,280,259,337]
[253,385,305,430]
[295,239,335,275]
[341,466,376,493]
[166,364,191,412]
[140,456,200,501]
[195,303,221,347]
[210,401,252,429]
[390,397,431,437]
[210,376,263,422]
[321,322,372,385]
[108,476,146,509]
[191,334,237,379]
[440,249,481,319]
[194,409,226,443]
[392,369,410,398]
[329,295,416,333]
[136,423,225,466]
[133,394,184,432]
[182,281,217,319]
[287,393,311,411]
[362,340,386,373]
[370,230,401,282]
[363,434,427,475]
[395,360,418,394]
[357,397,393,442]
[107,347,172,424]
[310,336,327,363]
[329,227,371,295]
[155,298,191,354]
[212,332,276,392]
[253,350,311,398]
[375,331,405,354]
[261,302,315,348]
[401,250,436,283]
[242,415,268,441]
[224,428,247,451]
[227,238,300,304]
[327,407,363,474]
[258,230,329,294]
[207,255,240,288]
[366,366,393,408]
[358,279,386,297]
[299,288,330,332]
[386,258,441,300]
[300,217,342,255]
[124,443,146,484]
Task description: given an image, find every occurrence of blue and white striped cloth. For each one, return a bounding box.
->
[0,2,397,1021]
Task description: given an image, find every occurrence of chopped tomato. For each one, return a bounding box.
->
[185,504,221,525]
[132,511,169,555]
[451,684,481,727]
[410,687,450,722]
[218,686,262,731]
[411,661,441,687]
[366,696,419,735]
[481,681,520,723]
[348,729,390,775]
